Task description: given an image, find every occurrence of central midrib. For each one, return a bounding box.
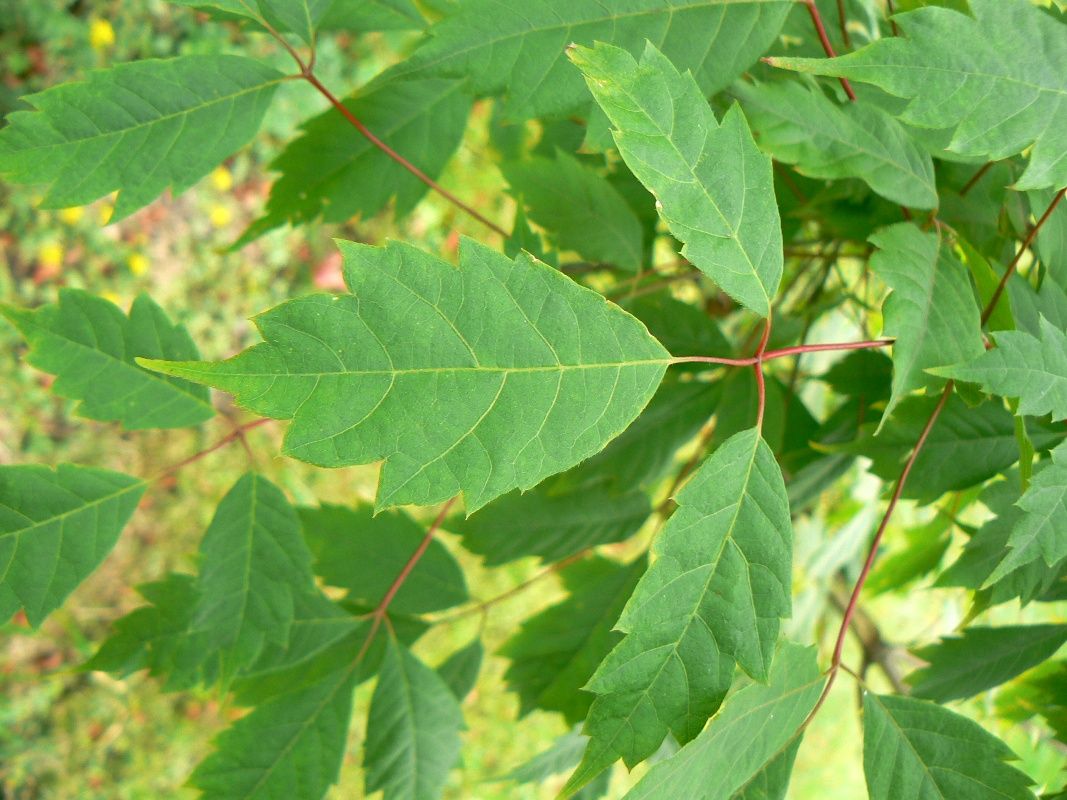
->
[166,359,674,379]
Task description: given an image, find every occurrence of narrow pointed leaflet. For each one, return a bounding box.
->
[571,41,783,318]
[567,428,792,792]
[142,238,670,511]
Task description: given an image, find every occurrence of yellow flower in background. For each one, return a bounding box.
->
[127,253,150,277]
[211,166,234,193]
[98,203,114,225]
[58,206,84,225]
[38,242,64,271]
[89,18,115,51]
[209,204,233,228]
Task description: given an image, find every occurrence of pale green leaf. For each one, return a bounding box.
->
[364,637,464,800]
[2,289,213,430]
[571,42,783,318]
[0,55,283,220]
[0,464,145,627]
[142,238,670,512]
[767,0,1067,190]
[862,692,1036,800]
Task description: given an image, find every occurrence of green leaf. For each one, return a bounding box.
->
[502,151,643,271]
[614,643,822,800]
[767,0,1067,191]
[319,0,425,31]
[862,692,1036,800]
[734,79,937,209]
[573,428,793,783]
[0,464,145,627]
[451,484,651,566]
[868,223,984,426]
[621,294,733,362]
[240,74,471,241]
[571,42,783,318]
[502,556,645,724]
[192,473,317,675]
[400,0,791,119]
[256,0,330,44]
[436,638,482,701]
[931,317,1067,422]
[866,514,953,595]
[142,238,670,512]
[2,289,213,430]
[364,637,465,800]
[299,504,468,613]
[0,55,283,220]
[908,624,1067,702]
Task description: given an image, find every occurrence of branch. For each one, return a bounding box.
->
[803,0,857,101]
[152,418,271,481]
[835,0,852,49]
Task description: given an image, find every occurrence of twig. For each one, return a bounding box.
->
[803,0,857,101]
[152,419,271,481]
[835,0,852,49]
[959,162,994,197]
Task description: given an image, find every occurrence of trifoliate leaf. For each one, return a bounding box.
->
[364,637,465,800]
[868,223,984,426]
[0,464,145,627]
[571,42,783,318]
[502,556,645,724]
[735,79,937,209]
[299,504,468,613]
[572,428,793,783]
[143,238,670,512]
[2,289,214,430]
[502,151,643,271]
[616,643,822,800]
[398,0,791,120]
[768,0,1067,191]
[862,693,1037,800]
[0,55,283,220]
[931,317,1067,422]
[908,624,1067,702]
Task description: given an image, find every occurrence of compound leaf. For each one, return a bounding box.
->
[0,464,145,627]
[2,289,214,430]
[571,41,782,318]
[0,55,283,220]
[143,238,670,512]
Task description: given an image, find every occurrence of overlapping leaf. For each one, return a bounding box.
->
[142,238,670,512]
[768,0,1067,190]
[0,465,145,627]
[571,42,783,317]
[0,55,283,219]
[2,289,214,430]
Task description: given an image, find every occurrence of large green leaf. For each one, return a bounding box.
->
[2,289,213,430]
[862,693,1036,800]
[0,55,283,220]
[734,79,937,209]
[143,238,670,512]
[571,42,782,318]
[364,637,465,800]
[931,317,1067,422]
[768,0,1067,190]
[398,0,791,119]
[615,643,822,800]
[571,428,793,785]
[0,465,145,627]
[908,624,1067,702]
[868,224,984,426]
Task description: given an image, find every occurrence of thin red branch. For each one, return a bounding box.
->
[836,0,853,49]
[152,418,271,481]
[803,0,858,101]
[670,337,893,368]
[755,317,773,429]
[959,161,994,197]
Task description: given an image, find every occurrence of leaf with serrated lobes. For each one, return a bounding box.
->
[2,289,213,430]
[571,42,783,318]
[141,238,670,512]
[0,55,283,220]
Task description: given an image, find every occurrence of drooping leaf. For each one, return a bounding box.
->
[571,42,783,318]
[502,556,645,724]
[436,638,483,701]
[931,317,1067,422]
[364,637,465,800]
[572,428,793,785]
[862,692,1037,800]
[399,0,791,119]
[502,151,643,271]
[768,0,1067,190]
[142,238,670,512]
[735,79,937,209]
[240,74,471,242]
[299,504,468,613]
[2,290,214,430]
[0,55,283,220]
[613,643,822,800]
[907,624,1067,702]
[868,223,984,426]
[0,464,145,628]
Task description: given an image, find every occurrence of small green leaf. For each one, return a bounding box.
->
[436,638,483,701]
[256,0,331,44]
